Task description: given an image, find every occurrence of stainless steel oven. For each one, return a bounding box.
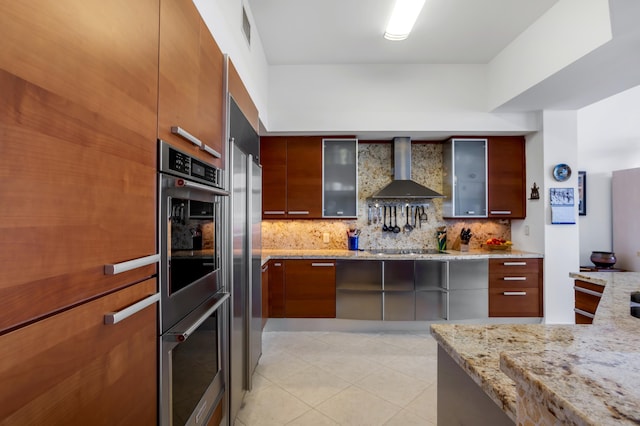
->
[158,140,228,333]
[158,140,229,425]
[161,291,228,425]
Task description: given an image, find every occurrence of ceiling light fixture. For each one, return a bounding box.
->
[384,0,426,41]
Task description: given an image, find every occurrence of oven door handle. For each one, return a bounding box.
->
[165,292,229,342]
[175,178,229,196]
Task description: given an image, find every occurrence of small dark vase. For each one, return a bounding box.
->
[590,251,617,268]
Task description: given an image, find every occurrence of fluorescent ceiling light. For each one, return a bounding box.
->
[384,0,426,41]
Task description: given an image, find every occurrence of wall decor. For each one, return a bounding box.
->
[578,171,586,216]
[552,163,572,182]
[529,182,540,200]
[550,188,576,224]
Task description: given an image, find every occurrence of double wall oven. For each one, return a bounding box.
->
[158,140,229,426]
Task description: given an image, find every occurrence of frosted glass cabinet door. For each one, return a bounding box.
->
[323,138,358,217]
[443,139,487,217]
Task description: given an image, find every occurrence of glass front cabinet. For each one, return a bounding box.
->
[443,138,487,218]
[322,138,358,218]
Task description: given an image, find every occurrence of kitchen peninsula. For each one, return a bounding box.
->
[432,271,640,425]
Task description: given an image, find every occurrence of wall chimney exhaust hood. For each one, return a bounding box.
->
[370,137,444,200]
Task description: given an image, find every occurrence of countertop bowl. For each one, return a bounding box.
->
[486,244,511,250]
[590,251,617,268]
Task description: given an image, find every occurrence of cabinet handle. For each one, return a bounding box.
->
[202,144,222,159]
[311,263,334,267]
[503,262,527,266]
[465,211,476,215]
[264,211,286,215]
[171,126,202,148]
[104,254,160,275]
[288,211,310,215]
[490,210,512,215]
[503,277,527,281]
[104,292,160,324]
[574,308,595,319]
[573,286,603,298]
[274,263,282,267]
[503,291,527,296]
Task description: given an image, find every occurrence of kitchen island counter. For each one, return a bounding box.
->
[261,248,542,265]
[431,271,640,425]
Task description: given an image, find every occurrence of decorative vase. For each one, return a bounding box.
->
[590,251,617,268]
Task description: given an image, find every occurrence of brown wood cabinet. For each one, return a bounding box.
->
[260,137,323,219]
[268,260,286,317]
[0,278,158,424]
[284,259,336,318]
[261,262,269,329]
[489,258,543,317]
[488,136,526,219]
[574,279,604,324]
[0,0,159,334]
[158,0,225,168]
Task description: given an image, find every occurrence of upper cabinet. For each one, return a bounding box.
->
[323,138,358,218]
[487,136,526,219]
[158,0,224,169]
[261,136,323,219]
[443,139,488,218]
[443,137,526,219]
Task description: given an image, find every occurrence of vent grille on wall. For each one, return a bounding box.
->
[242,6,251,46]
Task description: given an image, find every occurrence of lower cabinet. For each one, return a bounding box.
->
[573,279,604,324]
[284,260,336,318]
[261,263,269,329]
[268,260,285,317]
[489,258,543,317]
[0,278,158,424]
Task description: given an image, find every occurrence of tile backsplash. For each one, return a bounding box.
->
[262,142,510,250]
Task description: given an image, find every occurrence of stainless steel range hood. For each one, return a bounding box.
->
[370,137,445,200]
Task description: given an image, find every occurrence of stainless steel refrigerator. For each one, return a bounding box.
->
[229,96,262,422]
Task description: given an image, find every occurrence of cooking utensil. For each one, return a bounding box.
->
[393,206,401,233]
[420,206,428,222]
[403,205,413,232]
[382,206,389,232]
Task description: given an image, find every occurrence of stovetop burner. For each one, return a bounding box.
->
[367,248,444,255]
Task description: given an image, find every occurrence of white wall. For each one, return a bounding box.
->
[194,0,270,125]
[267,64,538,136]
[577,84,640,265]
[541,110,580,324]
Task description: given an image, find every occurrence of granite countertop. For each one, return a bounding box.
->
[431,272,640,425]
[261,248,543,265]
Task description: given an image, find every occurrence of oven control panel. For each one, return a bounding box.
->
[159,140,223,188]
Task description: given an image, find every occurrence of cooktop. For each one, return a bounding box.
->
[367,248,444,255]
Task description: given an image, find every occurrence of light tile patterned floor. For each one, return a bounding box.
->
[234,331,438,426]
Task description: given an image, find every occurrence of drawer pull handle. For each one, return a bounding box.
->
[573,286,603,297]
[274,263,282,267]
[574,308,595,319]
[104,254,160,275]
[264,211,286,215]
[288,211,310,215]
[490,211,512,215]
[503,262,527,266]
[503,277,526,281]
[503,291,527,296]
[311,263,334,267]
[104,292,160,324]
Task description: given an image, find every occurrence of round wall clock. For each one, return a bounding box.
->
[552,163,572,182]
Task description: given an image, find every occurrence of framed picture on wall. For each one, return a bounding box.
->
[578,171,586,216]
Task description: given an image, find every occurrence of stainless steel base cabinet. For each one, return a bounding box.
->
[448,260,488,320]
[336,260,382,320]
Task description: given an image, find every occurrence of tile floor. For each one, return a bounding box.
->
[234,330,438,426]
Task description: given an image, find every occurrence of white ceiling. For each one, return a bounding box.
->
[247,0,559,65]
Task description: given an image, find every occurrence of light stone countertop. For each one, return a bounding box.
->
[261,248,543,265]
[432,271,640,425]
